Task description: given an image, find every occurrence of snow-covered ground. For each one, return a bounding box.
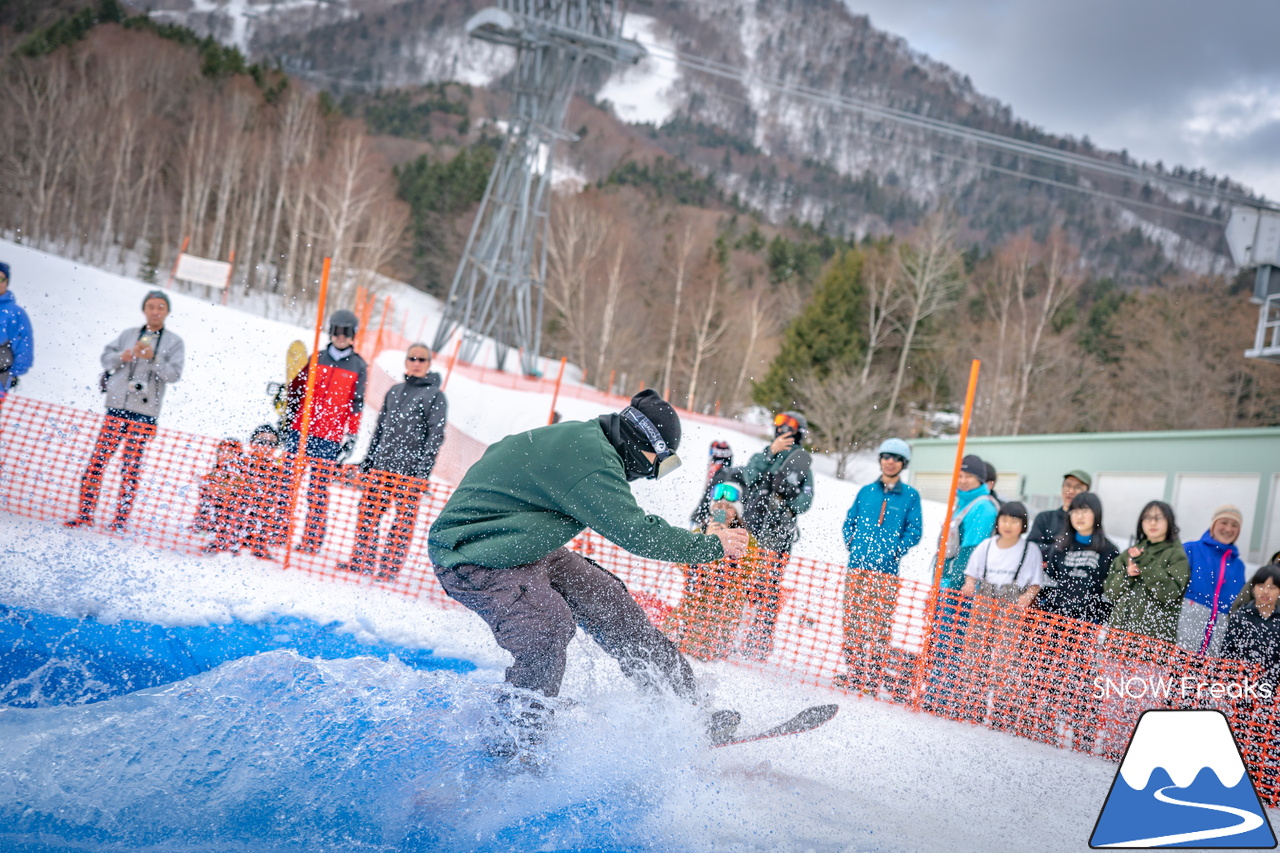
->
[0,239,1188,850]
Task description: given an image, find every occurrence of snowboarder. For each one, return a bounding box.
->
[66,290,184,531]
[428,390,748,742]
[341,343,447,579]
[284,309,366,553]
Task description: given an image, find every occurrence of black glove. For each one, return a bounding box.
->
[338,434,357,463]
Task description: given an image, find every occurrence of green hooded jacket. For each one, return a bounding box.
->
[428,420,725,570]
[1104,538,1190,642]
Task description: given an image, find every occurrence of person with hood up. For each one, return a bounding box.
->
[0,262,33,400]
[689,440,735,527]
[340,343,446,580]
[1104,500,1190,643]
[1177,505,1248,656]
[284,309,367,553]
[738,409,814,659]
[925,454,997,712]
[66,290,184,531]
[836,437,922,694]
[428,390,748,753]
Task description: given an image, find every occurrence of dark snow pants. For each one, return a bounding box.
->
[434,548,697,699]
[74,409,157,527]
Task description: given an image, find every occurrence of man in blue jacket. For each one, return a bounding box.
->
[1178,504,1247,655]
[836,438,922,695]
[0,262,34,399]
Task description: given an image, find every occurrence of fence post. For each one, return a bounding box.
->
[442,337,462,391]
[282,257,332,572]
[548,356,567,425]
[909,358,981,711]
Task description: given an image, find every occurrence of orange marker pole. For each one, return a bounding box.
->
[441,337,462,391]
[221,249,235,305]
[547,357,567,425]
[910,358,981,711]
[282,257,331,572]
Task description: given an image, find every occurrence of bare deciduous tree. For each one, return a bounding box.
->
[795,365,891,479]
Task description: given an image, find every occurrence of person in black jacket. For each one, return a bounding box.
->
[1028,469,1091,554]
[1222,563,1280,691]
[1035,491,1118,624]
[340,344,447,580]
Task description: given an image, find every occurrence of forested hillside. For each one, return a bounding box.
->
[2,1,1276,464]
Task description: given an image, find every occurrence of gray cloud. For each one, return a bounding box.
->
[843,0,1280,198]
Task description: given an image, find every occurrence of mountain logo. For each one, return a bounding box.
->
[1091,709,1276,848]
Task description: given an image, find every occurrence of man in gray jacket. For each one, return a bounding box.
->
[340,343,447,579]
[66,291,184,531]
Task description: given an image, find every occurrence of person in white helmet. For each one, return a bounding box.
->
[835,437,922,696]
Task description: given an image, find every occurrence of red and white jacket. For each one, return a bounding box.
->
[287,346,367,443]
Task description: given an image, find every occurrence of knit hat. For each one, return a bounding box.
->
[1211,505,1243,527]
[960,454,986,478]
[0,262,9,280]
[142,289,170,310]
[709,440,733,462]
[628,389,681,453]
[1064,469,1092,488]
[984,461,998,485]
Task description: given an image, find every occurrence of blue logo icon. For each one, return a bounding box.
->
[1091,710,1276,848]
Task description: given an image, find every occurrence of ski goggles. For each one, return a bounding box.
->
[711,482,742,503]
[620,406,682,479]
[773,413,801,432]
[879,452,906,464]
[330,325,356,338]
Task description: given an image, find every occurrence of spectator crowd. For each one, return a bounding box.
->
[4,260,1277,757]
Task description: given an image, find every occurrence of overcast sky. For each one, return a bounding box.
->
[844,0,1280,201]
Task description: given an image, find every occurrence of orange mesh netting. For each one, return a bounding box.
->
[2,393,1275,804]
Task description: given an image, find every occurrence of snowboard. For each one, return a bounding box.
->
[269,341,309,427]
[709,703,838,748]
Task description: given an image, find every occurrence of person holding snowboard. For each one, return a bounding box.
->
[284,309,367,553]
[428,390,748,747]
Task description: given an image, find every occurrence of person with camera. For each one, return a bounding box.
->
[284,309,367,553]
[689,439,735,528]
[738,410,814,660]
[340,343,447,580]
[0,262,33,401]
[66,290,184,531]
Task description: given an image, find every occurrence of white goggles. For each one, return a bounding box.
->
[621,407,682,479]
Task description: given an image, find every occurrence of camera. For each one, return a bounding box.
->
[133,382,144,391]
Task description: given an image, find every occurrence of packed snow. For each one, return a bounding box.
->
[0,238,1195,851]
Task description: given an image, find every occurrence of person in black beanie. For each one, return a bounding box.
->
[428,390,748,756]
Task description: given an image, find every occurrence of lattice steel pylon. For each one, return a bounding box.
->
[431,1,645,374]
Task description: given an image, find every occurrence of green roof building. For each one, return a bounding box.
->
[905,427,1280,563]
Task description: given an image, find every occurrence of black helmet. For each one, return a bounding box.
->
[329,309,358,336]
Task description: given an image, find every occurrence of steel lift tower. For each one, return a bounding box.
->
[1226,206,1280,363]
[431,2,644,375]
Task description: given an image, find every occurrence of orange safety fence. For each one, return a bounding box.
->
[2,393,1277,805]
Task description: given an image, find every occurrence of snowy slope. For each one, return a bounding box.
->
[0,240,1149,851]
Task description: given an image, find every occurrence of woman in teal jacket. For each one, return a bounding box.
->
[1105,501,1190,642]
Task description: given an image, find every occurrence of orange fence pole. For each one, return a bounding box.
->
[282,257,332,572]
[166,235,190,288]
[372,295,392,360]
[909,357,981,710]
[441,337,462,391]
[547,357,567,425]
[221,249,234,306]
